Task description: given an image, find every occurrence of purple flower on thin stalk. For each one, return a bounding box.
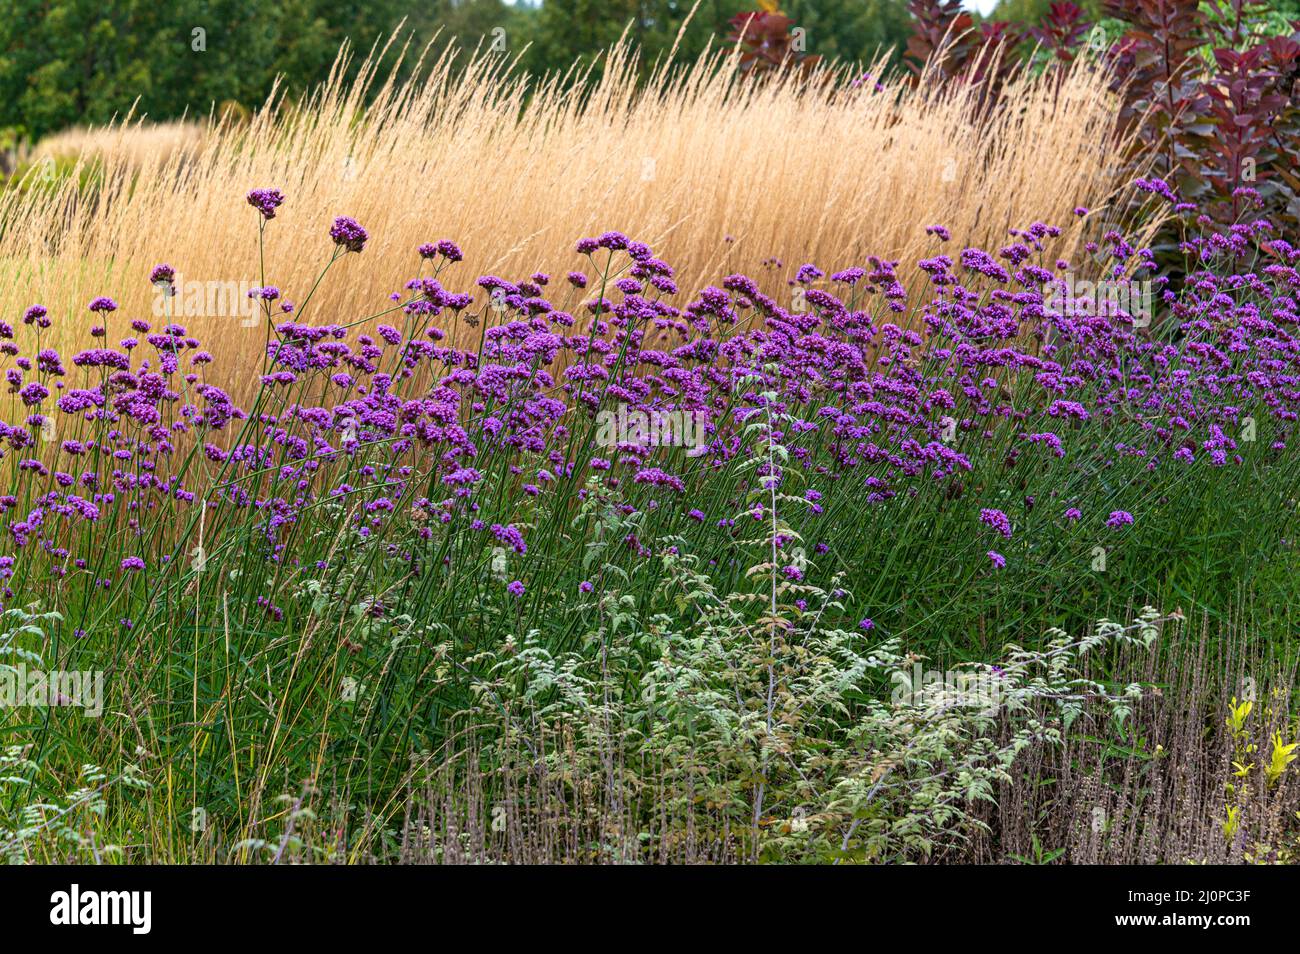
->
[88,297,118,314]
[18,382,48,405]
[330,216,369,253]
[979,508,1013,538]
[987,551,1006,569]
[1106,511,1134,529]
[247,188,285,219]
[506,580,525,597]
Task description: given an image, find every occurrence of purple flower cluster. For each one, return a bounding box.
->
[247,188,286,220]
[2,183,1296,614]
[330,217,369,253]
[980,508,1013,539]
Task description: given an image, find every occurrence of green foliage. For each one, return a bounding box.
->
[0,0,414,142]
[0,747,149,864]
[449,508,1171,862]
[780,0,913,65]
[0,1,918,144]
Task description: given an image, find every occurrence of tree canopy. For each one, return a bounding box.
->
[0,0,919,143]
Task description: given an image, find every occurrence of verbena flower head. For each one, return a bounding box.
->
[247,188,285,219]
[4,198,1292,692]
[980,508,1013,538]
[88,297,118,314]
[149,264,176,287]
[330,216,369,253]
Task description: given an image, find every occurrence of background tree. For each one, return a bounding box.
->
[779,0,913,68]
[0,0,923,145]
[0,0,412,141]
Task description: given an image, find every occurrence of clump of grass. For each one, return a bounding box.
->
[0,33,1139,402]
[22,119,208,173]
[964,612,1300,864]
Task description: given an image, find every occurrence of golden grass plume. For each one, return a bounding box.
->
[0,34,1141,395]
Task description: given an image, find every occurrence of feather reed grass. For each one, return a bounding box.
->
[1,35,1140,400]
[27,119,209,170]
